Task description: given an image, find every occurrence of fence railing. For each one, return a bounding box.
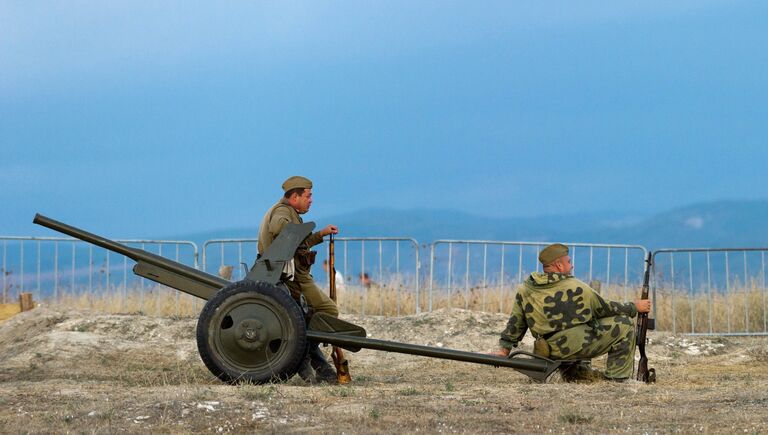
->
[202,238,258,282]
[0,236,198,315]
[7,231,768,336]
[324,237,421,316]
[428,240,648,313]
[652,248,768,336]
[202,237,421,315]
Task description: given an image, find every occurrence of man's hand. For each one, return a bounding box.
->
[488,348,510,357]
[634,299,651,313]
[319,224,339,237]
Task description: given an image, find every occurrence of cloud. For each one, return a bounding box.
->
[685,216,704,230]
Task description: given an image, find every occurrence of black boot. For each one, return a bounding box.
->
[560,360,601,383]
[296,355,315,383]
[308,343,337,384]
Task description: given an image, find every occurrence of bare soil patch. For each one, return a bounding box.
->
[1,307,766,433]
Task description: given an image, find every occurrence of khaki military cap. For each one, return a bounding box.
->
[282,176,313,192]
[539,243,569,265]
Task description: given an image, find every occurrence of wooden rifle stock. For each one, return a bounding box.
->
[636,252,656,383]
[329,234,352,384]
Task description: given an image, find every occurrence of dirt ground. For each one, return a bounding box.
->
[1,307,767,434]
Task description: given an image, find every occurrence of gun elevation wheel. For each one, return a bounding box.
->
[196,280,308,384]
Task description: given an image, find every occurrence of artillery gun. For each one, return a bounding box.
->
[33,214,562,383]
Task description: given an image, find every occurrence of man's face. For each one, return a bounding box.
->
[289,188,313,214]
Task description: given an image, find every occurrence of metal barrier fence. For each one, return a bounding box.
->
[428,240,649,313]
[7,230,768,337]
[202,237,421,315]
[0,236,198,315]
[652,248,768,336]
[327,237,421,316]
[201,239,258,282]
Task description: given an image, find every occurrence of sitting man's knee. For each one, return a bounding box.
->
[615,320,635,340]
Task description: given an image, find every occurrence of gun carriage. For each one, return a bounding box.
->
[34,214,564,383]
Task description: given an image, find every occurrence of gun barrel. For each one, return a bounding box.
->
[34,214,142,260]
[33,213,226,299]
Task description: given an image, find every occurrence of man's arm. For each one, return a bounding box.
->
[587,285,641,318]
[493,293,528,356]
[267,207,293,237]
[304,225,338,247]
[268,208,337,247]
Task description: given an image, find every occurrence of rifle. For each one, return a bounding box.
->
[636,252,656,383]
[329,234,352,384]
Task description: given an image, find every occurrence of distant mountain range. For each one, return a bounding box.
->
[175,200,768,250]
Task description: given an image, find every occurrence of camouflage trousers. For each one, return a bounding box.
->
[547,315,636,379]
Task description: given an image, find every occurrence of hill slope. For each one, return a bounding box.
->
[174,200,768,249]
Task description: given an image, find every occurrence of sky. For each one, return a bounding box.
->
[2,1,767,238]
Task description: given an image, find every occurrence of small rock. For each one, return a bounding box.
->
[197,403,216,412]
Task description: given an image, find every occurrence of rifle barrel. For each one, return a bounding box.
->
[329,234,336,301]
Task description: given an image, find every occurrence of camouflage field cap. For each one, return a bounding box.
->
[539,243,569,265]
[282,176,313,192]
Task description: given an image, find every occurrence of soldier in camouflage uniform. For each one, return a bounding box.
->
[258,175,340,383]
[491,243,651,381]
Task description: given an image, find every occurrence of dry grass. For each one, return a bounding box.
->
[37,279,768,336]
[652,283,768,334]
[0,303,21,321]
[54,287,203,317]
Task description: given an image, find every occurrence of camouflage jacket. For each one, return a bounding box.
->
[499,272,637,349]
[257,200,325,275]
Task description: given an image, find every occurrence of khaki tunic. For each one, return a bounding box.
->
[258,200,338,317]
[499,272,637,378]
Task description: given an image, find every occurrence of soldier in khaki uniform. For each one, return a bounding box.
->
[491,243,651,381]
[258,175,339,382]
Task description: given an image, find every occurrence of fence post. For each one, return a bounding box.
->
[20,292,34,312]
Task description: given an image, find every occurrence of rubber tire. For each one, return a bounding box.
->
[196,280,308,384]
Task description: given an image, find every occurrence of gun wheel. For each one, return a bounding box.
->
[196,280,308,384]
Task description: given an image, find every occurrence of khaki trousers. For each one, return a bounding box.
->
[286,273,339,317]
